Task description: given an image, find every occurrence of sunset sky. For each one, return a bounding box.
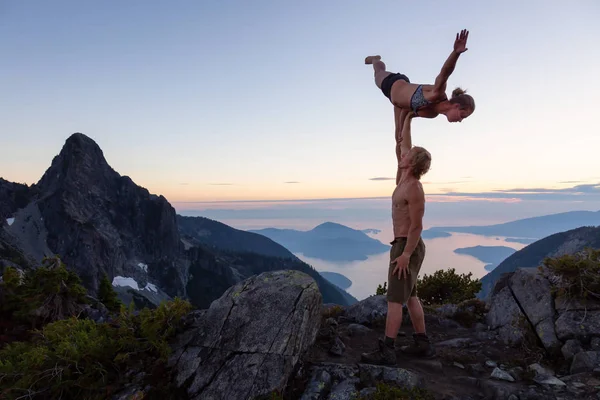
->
[2,0,599,203]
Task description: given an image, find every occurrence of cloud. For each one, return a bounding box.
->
[427,180,471,185]
[433,183,600,202]
[369,177,394,181]
[208,183,234,186]
[559,180,583,184]
[284,181,300,184]
[180,183,189,186]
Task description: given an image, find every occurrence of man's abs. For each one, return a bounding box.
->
[392,206,411,238]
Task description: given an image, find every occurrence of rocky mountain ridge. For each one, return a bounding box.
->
[478,226,600,299]
[0,133,356,308]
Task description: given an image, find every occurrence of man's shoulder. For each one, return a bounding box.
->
[406,179,425,200]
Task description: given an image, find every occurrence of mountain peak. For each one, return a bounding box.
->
[36,133,117,194]
[312,222,349,231]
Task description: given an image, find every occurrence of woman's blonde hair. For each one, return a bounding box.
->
[449,87,475,112]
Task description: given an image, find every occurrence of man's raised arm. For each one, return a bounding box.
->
[394,106,409,185]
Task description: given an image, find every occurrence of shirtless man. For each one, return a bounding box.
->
[361,109,435,365]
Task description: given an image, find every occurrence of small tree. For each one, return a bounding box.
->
[16,256,88,326]
[98,273,122,312]
[376,282,388,295]
[543,247,600,300]
[417,268,482,305]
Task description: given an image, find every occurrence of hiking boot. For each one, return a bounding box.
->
[400,333,436,358]
[360,338,396,365]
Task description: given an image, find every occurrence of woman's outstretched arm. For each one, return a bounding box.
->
[433,29,469,95]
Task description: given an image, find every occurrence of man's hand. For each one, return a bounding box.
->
[453,29,469,54]
[391,253,411,280]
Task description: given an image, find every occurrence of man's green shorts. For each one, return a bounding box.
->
[387,236,426,304]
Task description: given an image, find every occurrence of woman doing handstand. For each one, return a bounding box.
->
[365,29,475,123]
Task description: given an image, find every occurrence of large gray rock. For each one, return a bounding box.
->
[344,295,387,326]
[555,310,600,341]
[509,268,554,327]
[509,269,561,352]
[487,285,530,345]
[169,270,322,400]
[487,286,524,329]
[570,351,600,374]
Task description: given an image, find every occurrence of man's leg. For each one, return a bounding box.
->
[386,301,404,338]
[360,239,405,365]
[400,239,435,358]
[407,296,425,334]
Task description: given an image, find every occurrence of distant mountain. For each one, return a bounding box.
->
[422,230,452,239]
[454,245,516,272]
[249,222,390,262]
[505,238,537,245]
[185,245,357,308]
[176,216,357,306]
[177,215,297,259]
[320,271,352,289]
[425,210,600,239]
[478,226,600,299]
[5,133,187,305]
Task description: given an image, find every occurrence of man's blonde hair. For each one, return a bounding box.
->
[410,146,431,179]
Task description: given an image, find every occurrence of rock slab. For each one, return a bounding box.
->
[169,270,322,400]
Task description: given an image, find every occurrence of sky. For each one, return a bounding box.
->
[1,0,600,205]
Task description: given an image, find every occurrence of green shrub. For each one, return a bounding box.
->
[417,268,482,306]
[98,273,123,312]
[543,247,600,301]
[0,256,194,400]
[0,298,193,399]
[376,282,387,296]
[0,317,118,399]
[12,256,88,327]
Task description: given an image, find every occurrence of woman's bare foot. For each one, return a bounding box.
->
[364,55,381,64]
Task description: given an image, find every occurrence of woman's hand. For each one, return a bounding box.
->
[453,29,469,54]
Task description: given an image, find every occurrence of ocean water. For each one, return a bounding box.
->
[206,217,526,301]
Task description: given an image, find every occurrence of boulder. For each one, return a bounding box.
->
[343,295,387,326]
[509,268,561,353]
[486,285,527,345]
[555,310,600,342]
[169,270,322,400]
[570,351,600,374]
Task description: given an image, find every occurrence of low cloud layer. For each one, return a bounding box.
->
[438,183,600,201]
[174,182,600,230]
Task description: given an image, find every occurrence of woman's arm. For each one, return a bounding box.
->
[433,29,469,95]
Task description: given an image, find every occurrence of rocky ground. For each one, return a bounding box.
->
[281,295,600,400]
[133,266,600,400]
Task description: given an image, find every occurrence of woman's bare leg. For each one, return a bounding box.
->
[365,55,391,88]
